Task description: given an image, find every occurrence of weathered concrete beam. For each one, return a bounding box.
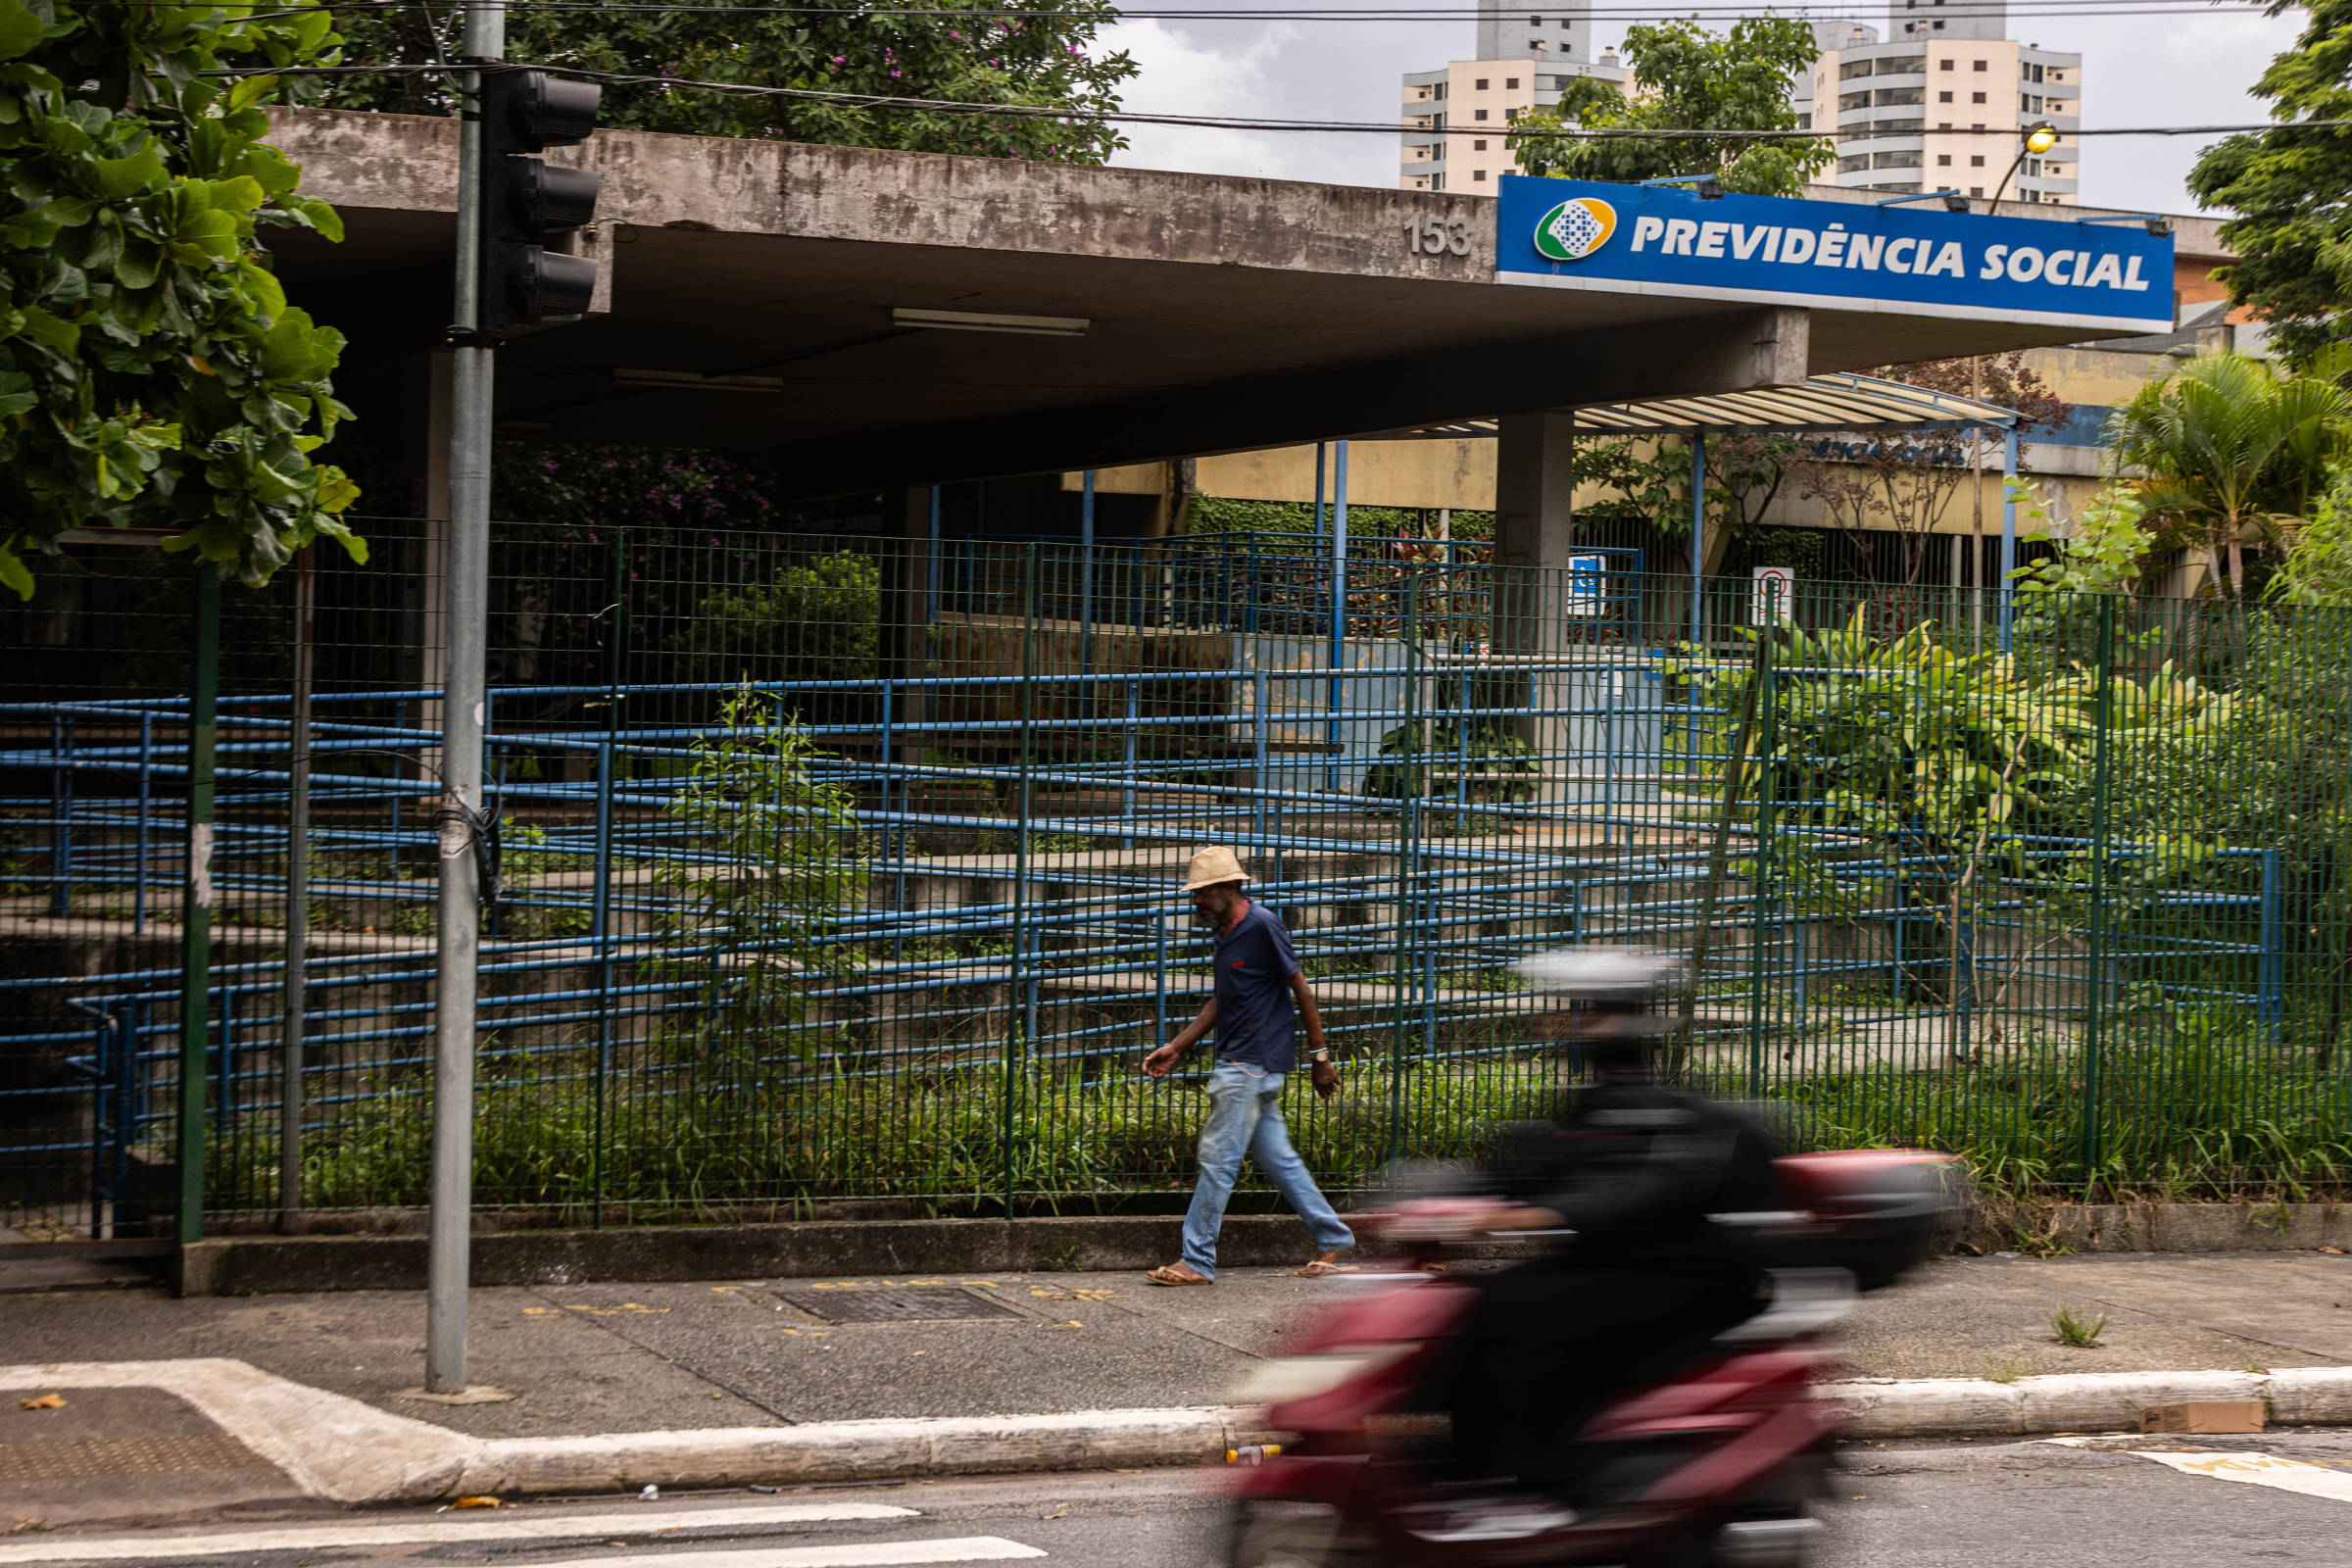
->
[268,107,1497,284]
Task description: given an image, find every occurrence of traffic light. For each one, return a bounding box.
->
[478,70,603,331]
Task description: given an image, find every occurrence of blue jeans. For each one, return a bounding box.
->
[1180,1060,1354,1280]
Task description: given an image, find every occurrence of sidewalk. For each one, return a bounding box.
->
[3,1250,2348,1522]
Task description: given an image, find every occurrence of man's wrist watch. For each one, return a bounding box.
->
[1308,1048,1333,1063]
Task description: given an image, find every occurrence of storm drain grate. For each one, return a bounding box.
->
[791,1287,1023,1324]
[0,1434,268,1480]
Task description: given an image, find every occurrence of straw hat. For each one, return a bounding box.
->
[1180,846,1250,892]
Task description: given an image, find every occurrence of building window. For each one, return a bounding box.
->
[1505,76,1520,88]
[1936,153,1952,165]
[1473,169,1488,181]
[1530,39,1545,50]
[1474,108,1489,120]
[1940,58,1955,70]
[1432,172,1445,189]
[1932,20,1943,27]
[1474,77,1489,89]
[1970,154,1985,166]
[1971,91,1986,102]
[1970,185,1984,196]
[1972,122,1984,129]
[1973,58,1987,70]
[1938,90,1953,102]
[1473,138,1488,151]
[1938,121,1953,129]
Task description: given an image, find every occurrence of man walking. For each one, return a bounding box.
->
[1142,847,1354,1285]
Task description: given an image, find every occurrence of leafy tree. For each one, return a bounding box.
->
[662,686,867,1057]
[1511,17,1833,196]
[2270,466,2352,606]
[321,0,1138,165]
[674,551,882,729]
[1572,430,1799,564]
[2186,0,2352,366]
[2105,352,2352,596]
[2012,481,2162,600]
[1791,354,2071,586]
[0,0,361,598]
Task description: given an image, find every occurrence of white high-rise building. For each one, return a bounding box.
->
[1809,2,2082,203]
[1400,1,1627,191]
[1790,16,1883,132]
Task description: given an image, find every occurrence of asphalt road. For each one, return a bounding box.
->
[8,1437,2352,1567]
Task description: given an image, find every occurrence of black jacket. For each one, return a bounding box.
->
[1490,1080,1784,1271]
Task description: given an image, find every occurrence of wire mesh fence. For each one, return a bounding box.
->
[4,523,2348,1235]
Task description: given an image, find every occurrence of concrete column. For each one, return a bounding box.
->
[1494,411,1580,583]
[1492,412,1580,775]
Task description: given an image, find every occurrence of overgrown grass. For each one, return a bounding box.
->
[205,1033,2352,1217]
[1718,1033,2352,1200]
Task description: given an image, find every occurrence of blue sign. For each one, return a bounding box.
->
[1496,175,2175,333]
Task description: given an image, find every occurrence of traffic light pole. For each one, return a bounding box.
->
[427,0,504,1396]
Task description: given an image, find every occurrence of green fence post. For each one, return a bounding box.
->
[1390,569,1420,1167]
[178,564,220,1253]
[1747,624,1777,1102]
[1006,542,1036,1216]
[2079,594,2116,1193]
[1679,632,1770,1072]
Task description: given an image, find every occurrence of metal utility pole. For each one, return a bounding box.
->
[427,0,505,1396]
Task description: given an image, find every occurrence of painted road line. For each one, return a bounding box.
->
[0,1502,919,1564]
[471,1543,1047,1568]
[2123,1448,2352,1504]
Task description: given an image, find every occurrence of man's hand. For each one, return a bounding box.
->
[1310,1056,1340,1100]
[1143,1043,1184,1078]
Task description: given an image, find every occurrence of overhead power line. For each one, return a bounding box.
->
[103,0,2284,18]
[224,60,2335,142]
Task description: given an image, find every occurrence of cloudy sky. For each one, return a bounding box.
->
[1100,3,2305,217]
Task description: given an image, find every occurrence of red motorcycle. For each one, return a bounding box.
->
[1224,1148,1961,1568]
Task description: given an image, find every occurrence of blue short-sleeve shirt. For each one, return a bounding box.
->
[1211,900,1303,1071]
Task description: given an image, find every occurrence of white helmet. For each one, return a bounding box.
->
[1513,946,1687,1006]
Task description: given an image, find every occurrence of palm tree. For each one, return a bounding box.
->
[2105,353,2352,596]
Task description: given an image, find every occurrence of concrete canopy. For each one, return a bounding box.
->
[269,108,2159,498]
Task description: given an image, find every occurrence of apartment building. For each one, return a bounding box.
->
[1399,2,1627,191]
[1812,2,2082,203]
[1791,16,1884,131]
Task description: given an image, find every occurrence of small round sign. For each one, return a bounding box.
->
[1534,196,1618,262]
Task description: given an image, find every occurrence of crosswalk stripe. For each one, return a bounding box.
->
[2123,1448,2352,1504]
[456,1542,1047,1568]
[0,1501,918,1564]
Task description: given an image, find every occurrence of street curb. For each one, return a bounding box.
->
[6,1359,2351,1501]
[1826,1366,2352,1438]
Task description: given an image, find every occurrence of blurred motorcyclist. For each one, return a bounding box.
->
[1409,949,1785,1513]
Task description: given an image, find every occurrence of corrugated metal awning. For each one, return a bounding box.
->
[1365,372,2017,441]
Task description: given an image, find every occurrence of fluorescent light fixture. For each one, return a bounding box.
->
[611,368,788,391]
[1879,188,1971,213]
[2079,212,2175,237]
[891,307,1090,337]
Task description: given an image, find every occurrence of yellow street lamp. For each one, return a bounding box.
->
[1990,122,2060,209]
